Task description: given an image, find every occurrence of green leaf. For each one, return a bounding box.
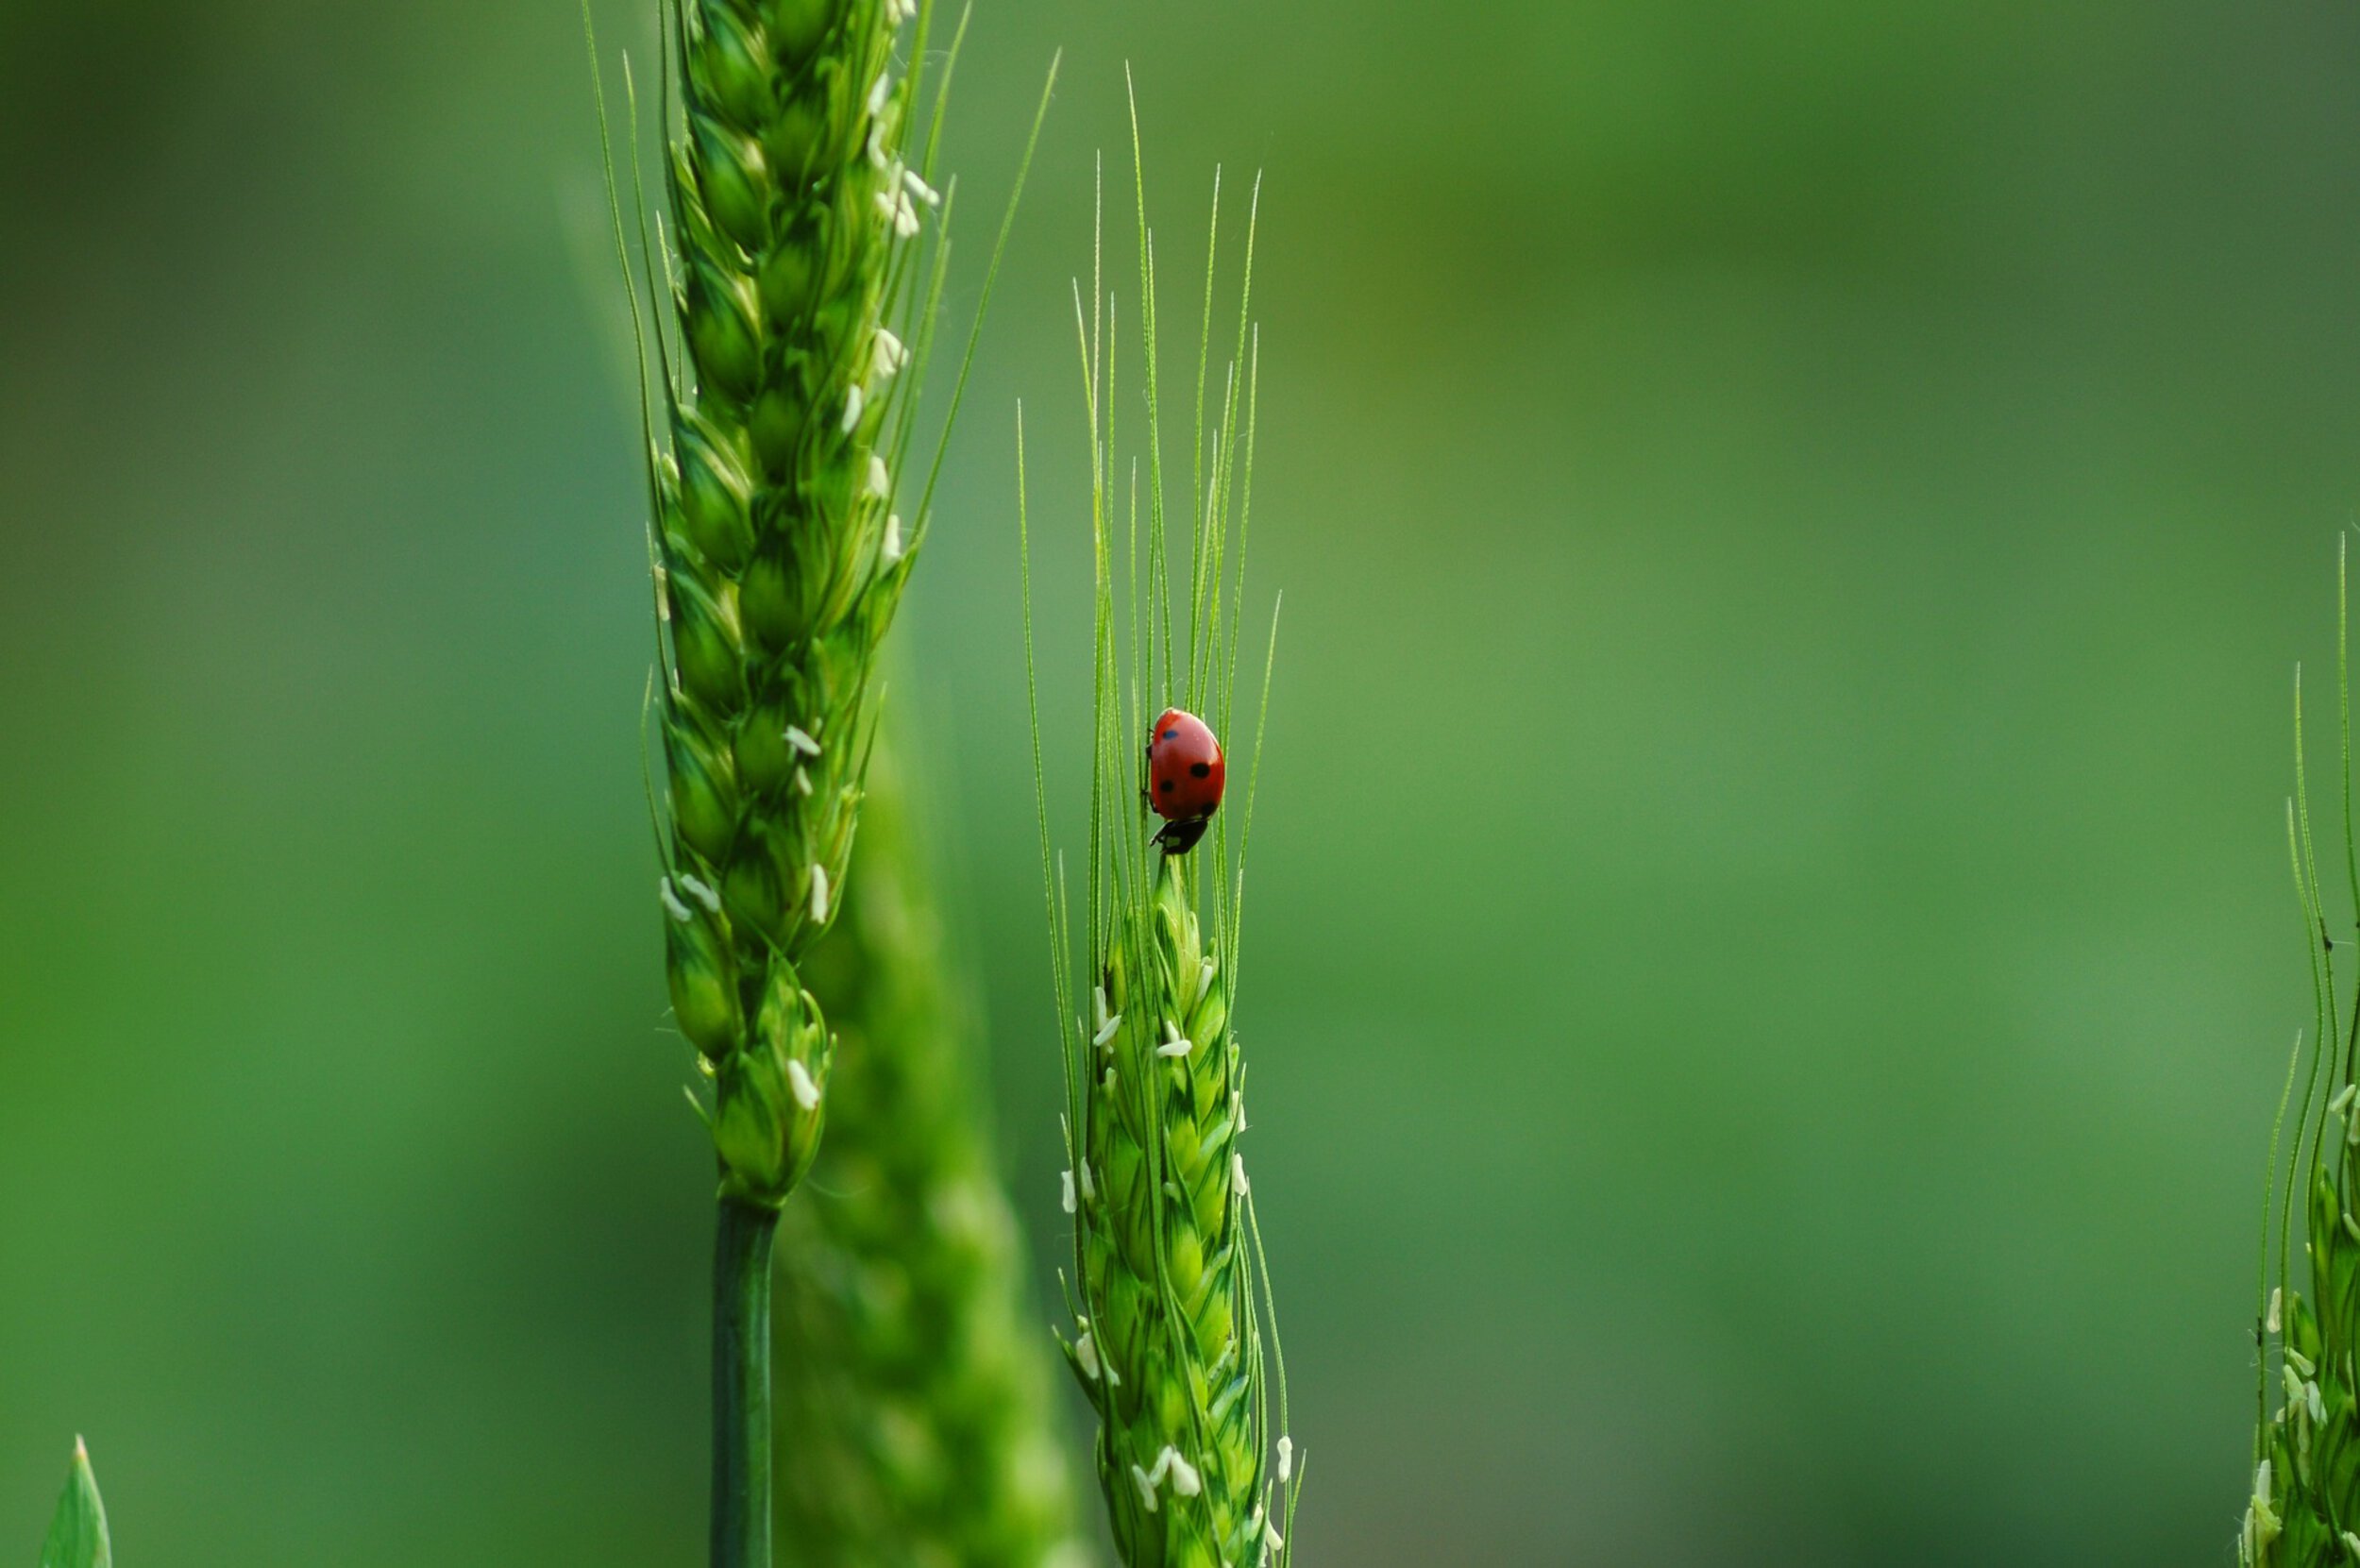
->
[37,1439,111,1568]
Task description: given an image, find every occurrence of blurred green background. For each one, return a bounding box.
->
[4,2,2357,1562]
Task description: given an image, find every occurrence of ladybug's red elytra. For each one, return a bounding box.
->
[1145,707,1225,856]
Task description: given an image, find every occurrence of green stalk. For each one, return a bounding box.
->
[776,745,1088,1568]
[714,1199,782,1568]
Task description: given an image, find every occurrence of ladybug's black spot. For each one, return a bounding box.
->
[1189,761,1211,778]
[1162,729,1178,739]
[1158,780,1175,793]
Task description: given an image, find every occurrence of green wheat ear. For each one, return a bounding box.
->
[2241,538,2360,1567]
[586,0,1045,1211]
[1023,87,1302,1568]
[632,0,948,1211]
[774,738,1089,1568]
[582,5,1050,1564]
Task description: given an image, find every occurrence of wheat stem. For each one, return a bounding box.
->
[713,1197,782,1568]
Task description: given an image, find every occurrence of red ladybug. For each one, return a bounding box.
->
[1145,707,1225,855]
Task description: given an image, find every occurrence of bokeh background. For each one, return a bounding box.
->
[5,2,2360,1562]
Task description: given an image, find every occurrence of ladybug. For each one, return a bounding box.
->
[1145,706,1225,856]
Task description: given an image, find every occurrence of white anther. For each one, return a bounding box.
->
[1157,1020,1192,1058]
[1093,1013,1123,1050]
[882,189,919,239]
[867,71,892,117]
[1073,1331,1101,1380]
[1233,1088,1249,1131]
[1078,1160,1096,1201]
[881,513,903,563]
[786,1059,820,1110]
[2292,1349,2318,1377]
[794,767,814,797]
[810,865,831,922]
[677,873,721,914]
[2247,1494,2280,1557]
[902,166,941,208]
[1263,1522,1285,1552]
[1144,1448,1174,1487]
[1131,1464,1159,1512]
[2269,1286,2284,1334]
[659,878,694,923]
[841,383,865,432]
[867,125,893,173]
[1160,1447,1202,1497]
[784,725,822,757]
[1277,1434,1294,1483]
[1092,986,1111,1032]
[1060,1170,1076,1214]
[1195,958,1217,1006]
[873,328,906,379]
[868,455,891,497]
[1231,1153,1250,1196]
